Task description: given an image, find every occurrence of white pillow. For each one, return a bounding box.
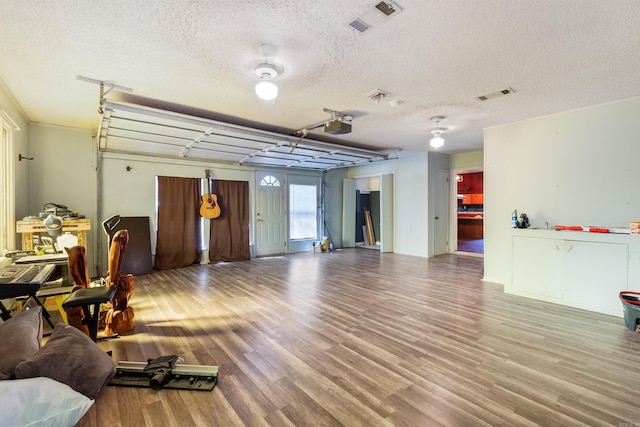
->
[0,377,93,427]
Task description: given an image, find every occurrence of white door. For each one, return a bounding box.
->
[255,172,286,256]
[433,169,449,255]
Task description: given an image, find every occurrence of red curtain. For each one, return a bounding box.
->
[154,176,202,269]
[209,180,250,262]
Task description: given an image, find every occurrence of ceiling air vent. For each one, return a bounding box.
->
[348,1,403,34]
[476,87,516,101]
[375,1,397,16]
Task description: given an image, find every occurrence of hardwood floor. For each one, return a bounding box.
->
[456,238,484,254]
[76,249,640,426]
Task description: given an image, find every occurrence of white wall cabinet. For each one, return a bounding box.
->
[508,230,638,317]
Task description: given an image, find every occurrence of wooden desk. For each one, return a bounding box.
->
[16,219,91,250]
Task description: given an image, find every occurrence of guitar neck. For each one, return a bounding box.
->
[205,169,212,194]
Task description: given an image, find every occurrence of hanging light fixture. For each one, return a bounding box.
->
[429,116,448,149]
[430,132,444,148]
[254,63,279,100]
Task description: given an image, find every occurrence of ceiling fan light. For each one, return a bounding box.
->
[255,80,278,100]
[430,135,444,148]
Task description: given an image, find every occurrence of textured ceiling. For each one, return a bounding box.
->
[1,0,640,157]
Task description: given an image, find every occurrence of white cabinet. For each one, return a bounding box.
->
[512,236,562,300]
[562,240,628,316]
[509,230,635,317]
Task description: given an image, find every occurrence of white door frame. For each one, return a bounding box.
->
[379,174,394,253]
[342,178,356,247]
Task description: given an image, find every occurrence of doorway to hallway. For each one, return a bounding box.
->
[454,170,484,256]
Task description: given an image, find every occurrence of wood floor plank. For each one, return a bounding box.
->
[71,250,640,426]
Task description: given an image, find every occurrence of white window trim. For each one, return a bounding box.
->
[1,110,19,252]
[287,174,321,242]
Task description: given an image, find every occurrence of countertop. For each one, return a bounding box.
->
[458,212,484,219]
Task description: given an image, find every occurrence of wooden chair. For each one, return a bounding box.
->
[61,283,116,342]
[61,246,92,336]
[103,229,135,336]
[62,229,135,341]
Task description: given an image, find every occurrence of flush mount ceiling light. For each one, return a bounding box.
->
[429,116,448,149]
[254,62,280,101]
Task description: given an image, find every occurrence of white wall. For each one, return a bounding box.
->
[484,95,640,285]
[101,152,321,274]
[450,150,483,170]
[355,176,380,192]
[28,124,96,217]
[28,123,98,273]
[325,152,432,257]
[101,152,254,229]
[19,122,323,275]
[101,153,256,275]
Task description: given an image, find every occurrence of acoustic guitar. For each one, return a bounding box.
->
[200,169,221,219]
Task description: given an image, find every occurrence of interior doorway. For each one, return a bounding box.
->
[452,170,484,255]
[342,174,393,252]
[356,190,380,250]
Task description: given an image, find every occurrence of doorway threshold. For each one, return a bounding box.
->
[454,251,483,258]
[356,243,380,251]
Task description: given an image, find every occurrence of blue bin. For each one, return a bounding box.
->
[619,291,640,332]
